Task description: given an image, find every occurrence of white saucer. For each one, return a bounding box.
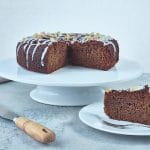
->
[79,102,150,136]
[0,58,143,106]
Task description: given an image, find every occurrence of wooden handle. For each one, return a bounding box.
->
[14,117,56,144]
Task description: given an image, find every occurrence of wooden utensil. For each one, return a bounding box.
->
[0,105,56,144]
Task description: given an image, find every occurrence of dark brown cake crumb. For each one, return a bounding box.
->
[104,85,150,125]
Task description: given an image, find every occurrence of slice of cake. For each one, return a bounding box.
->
[104,85,150,125]
[16,32,119,74]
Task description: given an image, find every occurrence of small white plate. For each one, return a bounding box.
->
[79,102,150,136]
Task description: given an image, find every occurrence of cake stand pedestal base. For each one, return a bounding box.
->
[30,86,104,106]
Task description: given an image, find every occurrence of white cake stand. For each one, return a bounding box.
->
[0,58,143,106]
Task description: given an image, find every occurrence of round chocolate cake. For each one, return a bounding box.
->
[16,32,119,73]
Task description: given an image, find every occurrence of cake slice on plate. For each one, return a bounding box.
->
[104,85,150,125]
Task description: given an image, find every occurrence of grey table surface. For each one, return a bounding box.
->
[0,73,150,150]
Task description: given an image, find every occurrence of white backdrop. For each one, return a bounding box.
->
[0,0,150,72]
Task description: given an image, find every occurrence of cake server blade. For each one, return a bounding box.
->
[0,105,19,121]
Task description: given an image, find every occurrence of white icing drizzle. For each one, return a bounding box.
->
[97,35,117,54]
[103,41,116,53]
[26,44,33,68]
[16,43,22,56]
[24,38,34,44]
[42,39,50,44]
[23,43,28,51]
[17,37,53,68]
[129,86,145,91]
[17,38,36,56]
[41,46,49,66]
[26,39,52,67]
[31,43,41,61]
[70,34,116,54]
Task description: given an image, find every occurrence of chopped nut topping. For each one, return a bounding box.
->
[105,88,112,93]
[22,32,113,44]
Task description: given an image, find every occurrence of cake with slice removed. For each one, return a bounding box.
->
[16,32,119,73]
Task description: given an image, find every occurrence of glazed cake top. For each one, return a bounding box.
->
[17,32,118,68]
[105,85,150,93]
[20,32,114,44]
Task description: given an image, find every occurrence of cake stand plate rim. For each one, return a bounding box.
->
[0,58,143,87]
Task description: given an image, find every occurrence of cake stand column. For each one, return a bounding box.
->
[30,86,104,106]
